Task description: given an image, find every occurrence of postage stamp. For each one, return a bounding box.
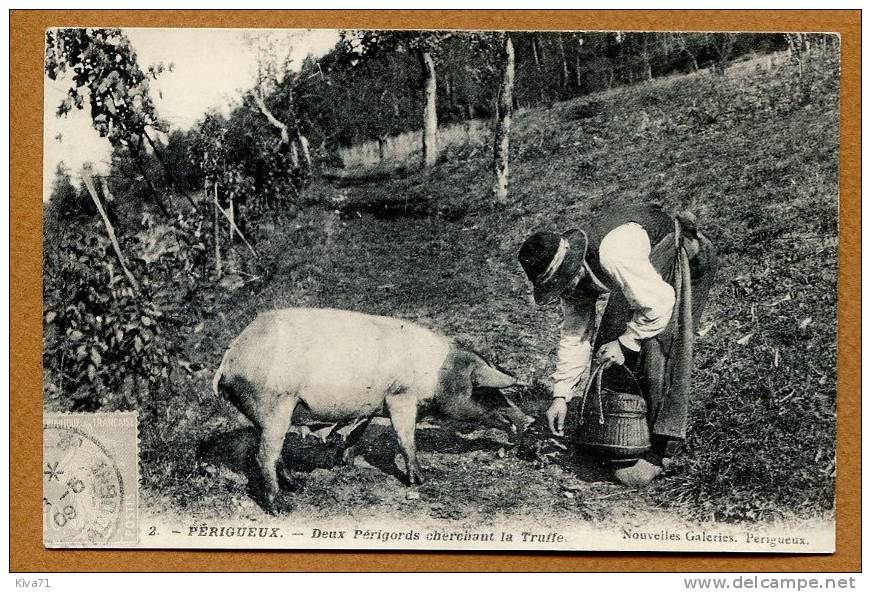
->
[43,413,139,548]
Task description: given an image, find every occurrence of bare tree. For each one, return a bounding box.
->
[247,32,312,172]
[493,34,515,203]
[419,47,439,169]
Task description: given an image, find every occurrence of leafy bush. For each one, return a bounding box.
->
[42,184,219,408]
[191,110,300,217]
[43,228,172,411]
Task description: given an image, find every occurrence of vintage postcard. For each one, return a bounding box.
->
[42,26,838,552]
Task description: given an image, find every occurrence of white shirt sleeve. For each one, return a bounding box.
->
[552,293,597,400]
[598,222,676,352]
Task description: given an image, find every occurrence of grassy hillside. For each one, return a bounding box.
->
[136,52,839,525]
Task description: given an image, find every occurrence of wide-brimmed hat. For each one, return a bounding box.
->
[518,228,588,305]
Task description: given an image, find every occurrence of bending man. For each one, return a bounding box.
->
[518,203,717,487]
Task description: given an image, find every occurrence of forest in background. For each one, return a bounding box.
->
[47,30,808,220]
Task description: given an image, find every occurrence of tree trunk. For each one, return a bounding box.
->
[710,33,736,75]
[143,130,199,212]
[253,89,311,173]
[98,176,118,227]
[675,34,700,72]
[99,176,113,202]
[531,36,546,104]
[213,182,222,280]
[493,35,515,204]
[298,134,311,168]
[286,86,312,170]
[642,37,653,81]
[228,196,235,243]
[419,49,439,169]
[794,33,806,78]
[575,52,583,88]
[254,90,290,144]
[133,160,166,216]
[557,33,569,89]
[531,36,541,68]
[289,141,299,168]
[128,143,169,218]
[81,164,139,293]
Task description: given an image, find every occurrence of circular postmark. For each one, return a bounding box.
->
[43,424,125,546]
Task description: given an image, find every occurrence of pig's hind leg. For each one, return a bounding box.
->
[255,393,298,514]
[385,393,424,485]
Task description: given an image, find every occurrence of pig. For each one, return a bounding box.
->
[213,307,532,512]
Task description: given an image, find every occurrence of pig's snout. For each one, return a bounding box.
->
[481,408,534,438]
[481,408,513,431]
[499,403,535,434]
[475,390,534,434]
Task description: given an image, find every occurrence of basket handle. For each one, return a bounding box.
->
[578,362,644,426]
[578,364,606,425]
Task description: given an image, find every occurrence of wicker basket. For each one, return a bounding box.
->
[575,364,651,460]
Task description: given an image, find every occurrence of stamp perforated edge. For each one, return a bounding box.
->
[43,411,139,548]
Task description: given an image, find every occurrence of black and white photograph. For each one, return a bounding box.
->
[41,26,839,552]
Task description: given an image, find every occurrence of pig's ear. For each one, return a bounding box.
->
[472,359,518,389]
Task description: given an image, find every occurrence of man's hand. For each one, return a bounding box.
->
[596,340,625,368]
[545,397,568,436]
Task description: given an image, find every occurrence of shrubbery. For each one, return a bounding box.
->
[43,227,171,411]
[42,190,218,409]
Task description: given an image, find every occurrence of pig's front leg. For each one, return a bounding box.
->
[385,393,424,485]
[336,417,373,465]
[276,457,297,491]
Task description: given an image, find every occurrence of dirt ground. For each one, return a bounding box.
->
[145,412,662,529]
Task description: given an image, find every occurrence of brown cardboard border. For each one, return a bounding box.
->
[10,9,860,572]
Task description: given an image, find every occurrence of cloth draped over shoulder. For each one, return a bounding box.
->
[594,217,717,442]
[644,222,695,441]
